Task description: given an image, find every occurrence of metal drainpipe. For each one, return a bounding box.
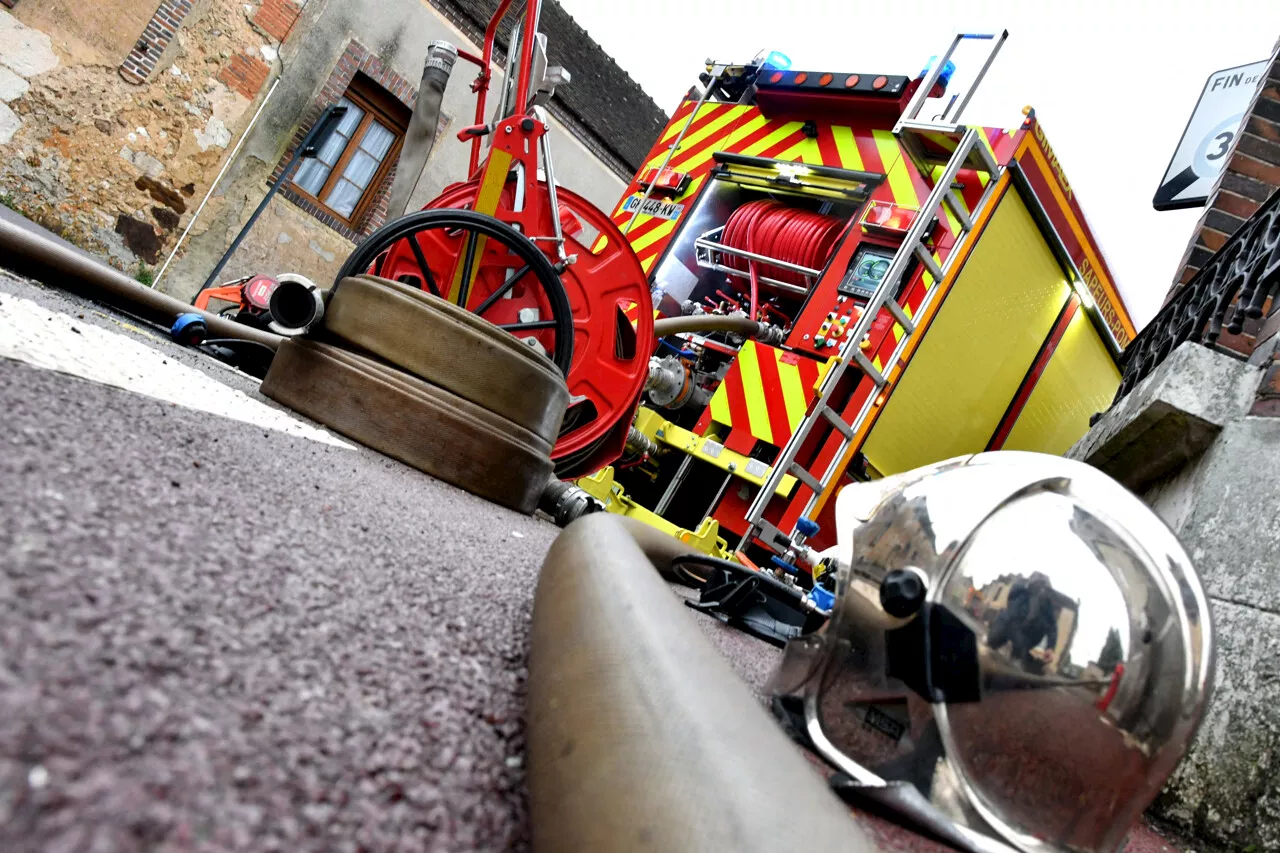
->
[152,77,282,290]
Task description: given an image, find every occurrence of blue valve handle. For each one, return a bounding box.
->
[770,556,800,576]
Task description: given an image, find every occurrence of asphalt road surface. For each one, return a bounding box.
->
[0,269,1197,852]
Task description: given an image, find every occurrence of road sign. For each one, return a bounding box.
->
[1153,59,1269,211]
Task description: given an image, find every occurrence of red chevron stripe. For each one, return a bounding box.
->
[728,119,788,156]
[855,129,887,175]
[723,365,752,437]
[757,129,810,161]
[816,125,841,168]
[753,348,794,445]
[795,355,821,404]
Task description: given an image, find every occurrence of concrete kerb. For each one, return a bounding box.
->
[1068,342,1262,493]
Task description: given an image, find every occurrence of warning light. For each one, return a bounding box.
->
[769,71,784,84]
[872,76,888,90]
[844,74,860,88]
[819,73,833,86]
[794,72,808,85]
[639,167,691,197]
[918,56,957,87]
[763,51,792,70]
[861,201,919,237]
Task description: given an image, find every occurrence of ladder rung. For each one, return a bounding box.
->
[945,190,974,231]
[914,244,943,282]
[789,462,824,495]
[853,349,886,386]
[885,299,915,334]
[820,405,855,438]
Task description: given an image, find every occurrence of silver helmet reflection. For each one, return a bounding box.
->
[769,451,1213,853]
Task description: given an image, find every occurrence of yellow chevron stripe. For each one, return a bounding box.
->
[667,106,744,160]
[775,136,823,164]
[977,131,997,186]
[621,211,655,234]
[873,130,917,209]
[665,142,731,178]
[643,106,741,174]
[630,221,677,254]
[831,125,864,171]
[742,122,803,157]
[777,359,810,432]
[737,342,774,445]
[591,233,609,253]
[709,378,732,425]
[873,355,884,373]
[725,113,770,146]
[925,131,958,152]
[659,101,714,144]
[642,254,658,272]
[928,165,966,237]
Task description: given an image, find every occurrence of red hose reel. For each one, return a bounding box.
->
[370,178,655,478]
[721,201,845,288]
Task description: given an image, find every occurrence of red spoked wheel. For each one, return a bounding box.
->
[338,179,654,478]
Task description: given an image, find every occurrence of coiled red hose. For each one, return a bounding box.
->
[721,201,845,288]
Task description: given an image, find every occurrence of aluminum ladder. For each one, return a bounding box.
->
[737,32,1008,553]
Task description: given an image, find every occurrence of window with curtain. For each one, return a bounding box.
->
[290,75,409,227]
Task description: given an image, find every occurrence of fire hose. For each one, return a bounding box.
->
[385,41,457,220]
[528,513,876,852]
[722,200,845,287]
[0,213,282,349]
[651,314,771,339]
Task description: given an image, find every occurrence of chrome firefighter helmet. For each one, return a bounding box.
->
[769,451,1213,853]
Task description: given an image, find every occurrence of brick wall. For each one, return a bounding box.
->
[274,40,419,242]
[119,0,195,85]
[252,0,302,42]
[217,52,271,100]
[1168,41,1280,296]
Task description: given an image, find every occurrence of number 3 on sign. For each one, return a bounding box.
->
[1206,132,1233,161]
[1195,113,1243,177]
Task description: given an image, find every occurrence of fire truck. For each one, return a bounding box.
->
[571,33,1135,567]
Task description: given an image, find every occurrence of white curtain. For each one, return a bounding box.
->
[325,121,396,218]
[293,98,365,197]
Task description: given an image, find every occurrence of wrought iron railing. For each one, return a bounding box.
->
[1116,187,1280,400]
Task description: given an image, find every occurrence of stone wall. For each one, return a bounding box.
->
[0,1,630,300]
[1071,341,1280,850]
[0,1,279,276]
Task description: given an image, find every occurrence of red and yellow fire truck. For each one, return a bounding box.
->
[574,33,1134,565]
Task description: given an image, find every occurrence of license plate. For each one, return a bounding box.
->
[622,195,684,221]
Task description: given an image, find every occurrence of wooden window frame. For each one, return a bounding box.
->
[289,73,410,230]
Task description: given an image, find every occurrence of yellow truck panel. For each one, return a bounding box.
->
[1002,308,1121,456]
[861,188,1072,476]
